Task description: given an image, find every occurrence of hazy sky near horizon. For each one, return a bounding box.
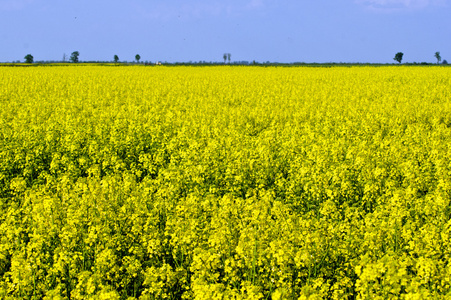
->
[1,0,450,63]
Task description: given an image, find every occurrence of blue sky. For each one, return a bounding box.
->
[1,0,449,63]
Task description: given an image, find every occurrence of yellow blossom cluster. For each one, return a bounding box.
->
[0,65,451,299]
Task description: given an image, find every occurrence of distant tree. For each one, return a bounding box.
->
[135,54,141,63]
[223,53,227,64]
[227,53,231,64]
[435,51,441,64]
[443,60,448,65]
[114,55,119,63]
[394,52,403,64]
[62,53,67,62]
[24,54,33,64]
[70,51,80,63]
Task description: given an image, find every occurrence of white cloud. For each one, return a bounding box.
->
[246,0,264,9]
[0,0,34,11]
[134,0,265,21]
[357,0,448,11]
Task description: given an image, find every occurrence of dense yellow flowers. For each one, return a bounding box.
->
[1,65,451,299]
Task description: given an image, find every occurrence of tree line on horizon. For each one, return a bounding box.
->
[393,51,446,65]
[20,51,449,65]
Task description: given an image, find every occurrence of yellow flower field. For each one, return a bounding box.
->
[1,65,451,299]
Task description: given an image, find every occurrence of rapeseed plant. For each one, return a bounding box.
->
[0,65,450,299]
